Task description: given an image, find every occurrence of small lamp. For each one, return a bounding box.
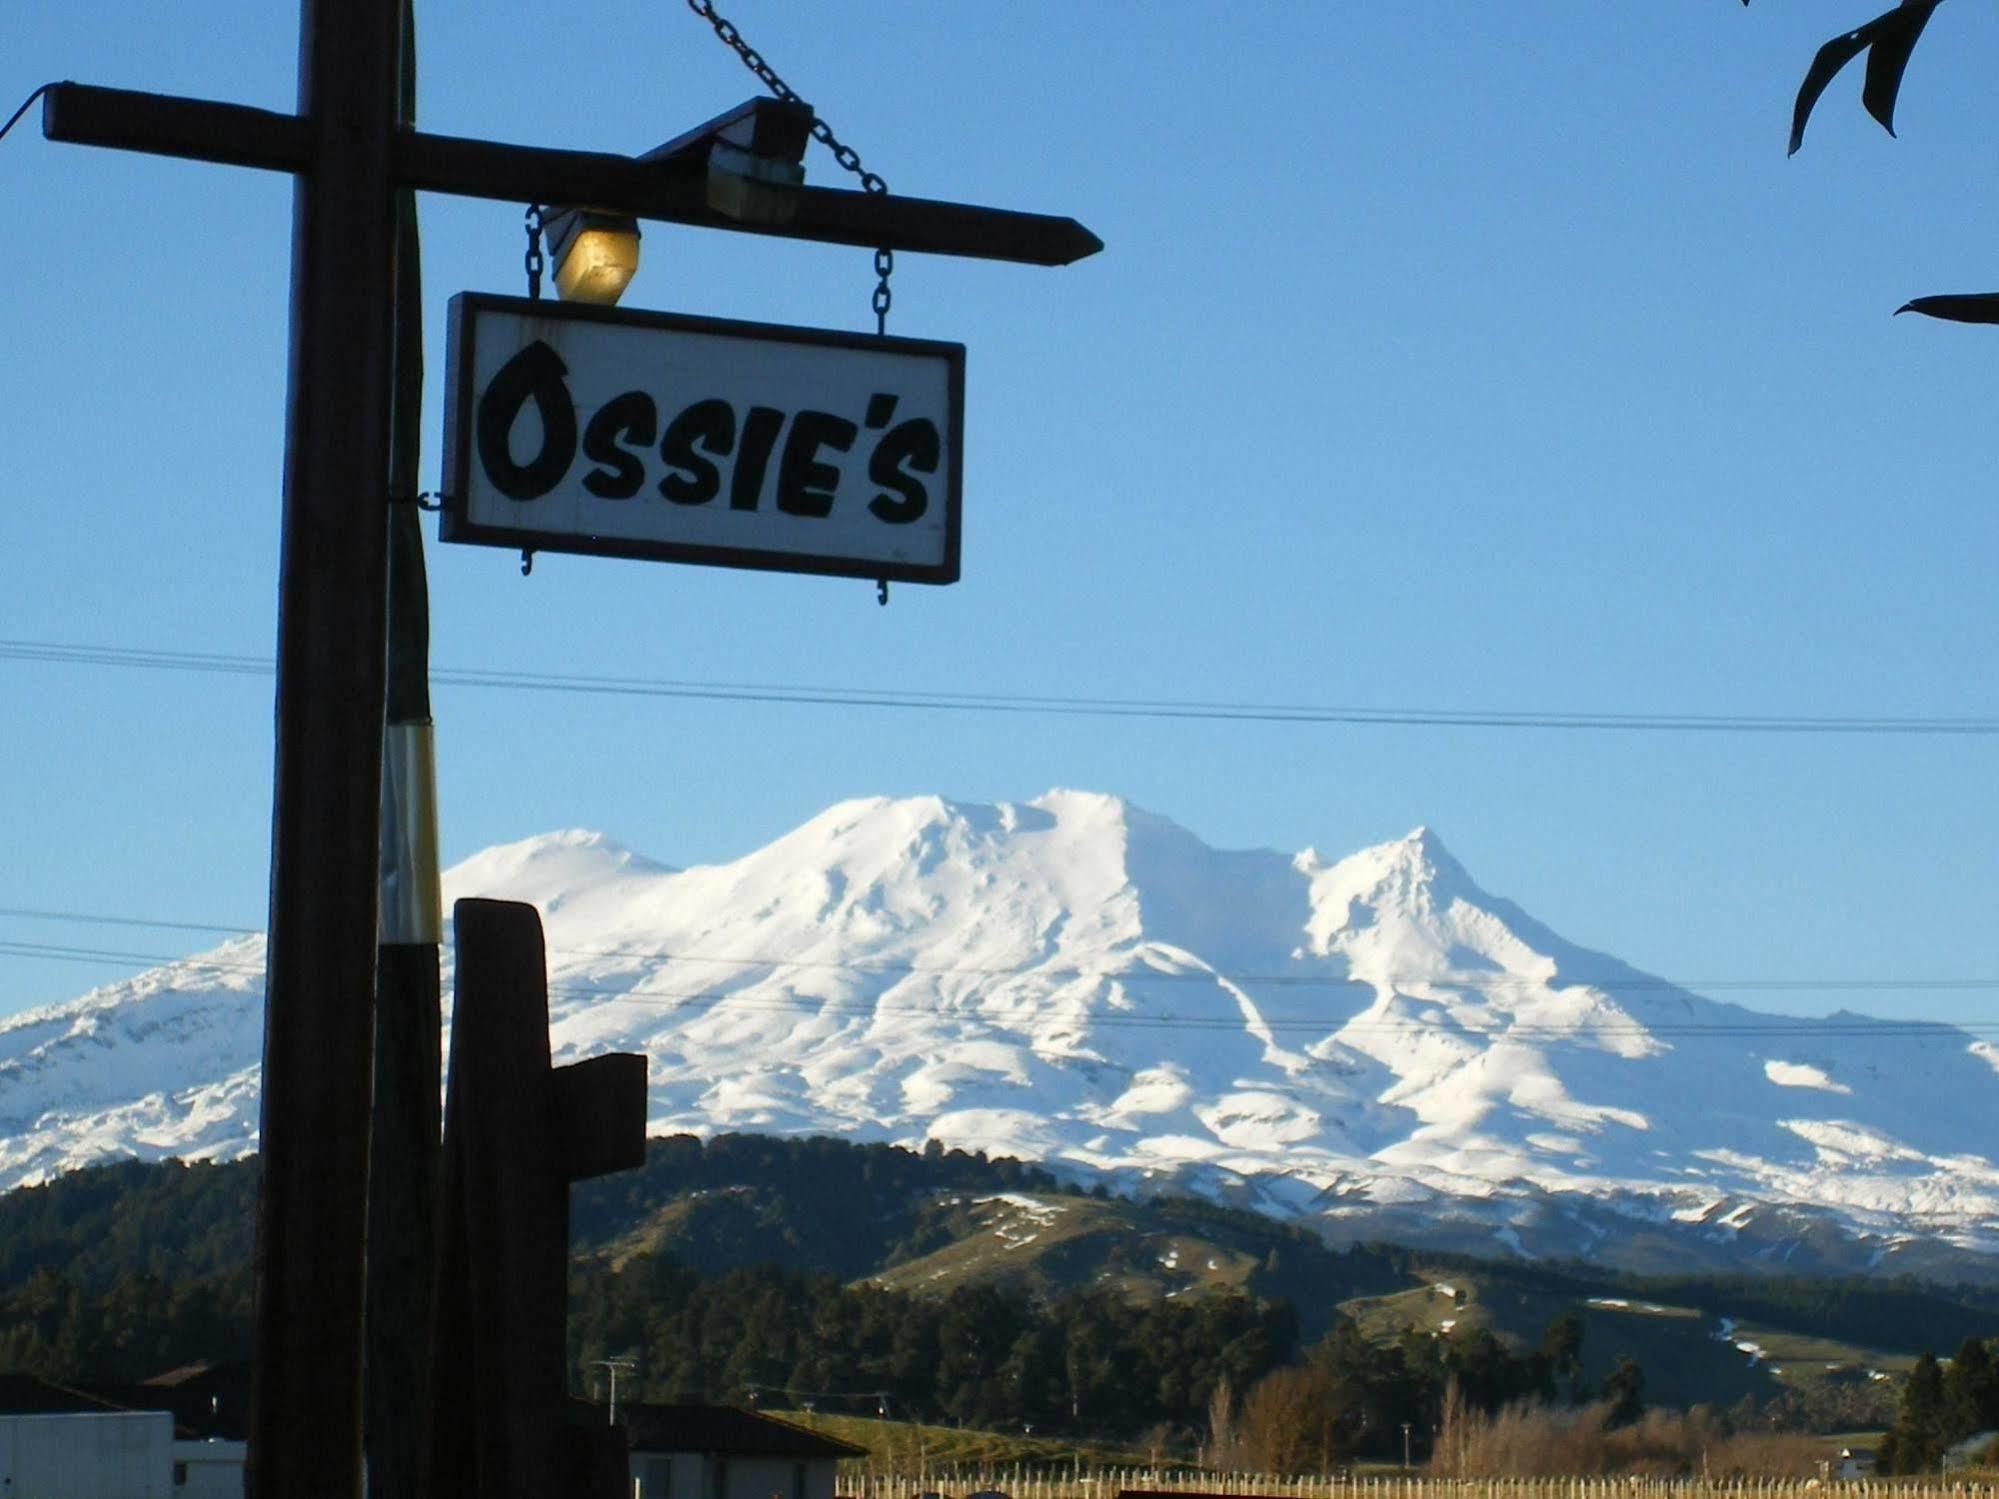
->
[544,206,641,305]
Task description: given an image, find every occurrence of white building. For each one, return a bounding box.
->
[0,1410,174,1499]
[0,1368,247,1498]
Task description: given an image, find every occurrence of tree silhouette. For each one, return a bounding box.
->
[1882,1349,1950,1473]
[1540,1310,1586,1401]
[1944,1336,1999,1437]
[1751,0,1999,323]
[1603,1355,1646,1429]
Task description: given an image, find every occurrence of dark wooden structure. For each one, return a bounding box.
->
[39,19,1098,1494]
[428,899,647,1499]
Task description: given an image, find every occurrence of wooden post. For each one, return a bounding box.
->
[249,1,401,1494]
[365,16,439,1499]
[428,899,647,1499]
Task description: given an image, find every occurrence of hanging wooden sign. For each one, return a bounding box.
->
[441,293,964,583]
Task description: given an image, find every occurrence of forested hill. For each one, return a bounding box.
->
[569,1133,1413,1319]
[0,1134,1994,1408]
[0,1133,1382,1297]
[0,1157,256,1289]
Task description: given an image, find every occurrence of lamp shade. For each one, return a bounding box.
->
[544,207,641,306]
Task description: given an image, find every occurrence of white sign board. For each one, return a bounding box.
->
[442,294,963,583]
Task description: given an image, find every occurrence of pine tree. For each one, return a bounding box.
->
[1539,1310,1587,1405]
[1885,1351,1949,1474]
[1945,1336,1999,1439]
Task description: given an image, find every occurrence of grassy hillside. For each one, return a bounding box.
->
[776,1410,1149,1470]
[862,1191,1406,1337]
[1336,1265,1923,1413]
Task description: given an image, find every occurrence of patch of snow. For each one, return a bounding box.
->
[973,1192,1064,1225]
[1764,1060,1852,1095]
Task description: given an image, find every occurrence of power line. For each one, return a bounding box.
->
[534,941,1998,995]
[0,940,262,972]
[2,930,1993,1039]
[0,905,258,937]
[3,636,1994,736]
[0,84,56,148]
[539,982,1999,1038]
[3,908,1994,997]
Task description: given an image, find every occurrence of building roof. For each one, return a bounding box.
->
[0,1365,249,1441]
[127,1361,251,1441]
[0,1373,133,1417]
[614,1403,867,1460]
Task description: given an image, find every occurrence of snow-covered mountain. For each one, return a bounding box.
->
[5,790,1996,1279]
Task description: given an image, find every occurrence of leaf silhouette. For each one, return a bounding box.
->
[1787,0,1945,155]
[1895,292,1999,324]
[1861,0,1944,137]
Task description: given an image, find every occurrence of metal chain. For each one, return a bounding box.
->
[684,0,894,333]
[522,207,545,575]
[872,247,893,336]
[524,203,545,300]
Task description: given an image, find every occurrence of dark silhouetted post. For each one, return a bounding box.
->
[366,6,442,1499]
[250,0,401,1494]
[430,899,646,1499]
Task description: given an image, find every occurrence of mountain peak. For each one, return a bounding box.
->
[443,829,671,911]
[1393,823,1457,869]
[1302,823,1473,910]
[8,790,1998,1280]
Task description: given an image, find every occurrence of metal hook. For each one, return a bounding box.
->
[388,489,454,512]
[521,549,535,576]
[876,577,889,606]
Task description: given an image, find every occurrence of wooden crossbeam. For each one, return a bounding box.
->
[550,1053,649,1183]
[42,82,1103,265]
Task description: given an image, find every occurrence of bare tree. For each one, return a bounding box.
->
[1203,1376,1239,1471]
[1236,1365,1360,1476]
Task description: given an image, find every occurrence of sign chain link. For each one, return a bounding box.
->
[524,203,545,301]
[873,247,892,336]
[684,0,894,336]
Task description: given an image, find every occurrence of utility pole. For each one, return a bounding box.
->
[366,7,440,1499]
[254,1,400,1495]
[593,1357,638,1426]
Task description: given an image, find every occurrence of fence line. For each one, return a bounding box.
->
[840,1471,1998,1499]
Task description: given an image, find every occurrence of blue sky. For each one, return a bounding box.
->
[3,4,1994,1027]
